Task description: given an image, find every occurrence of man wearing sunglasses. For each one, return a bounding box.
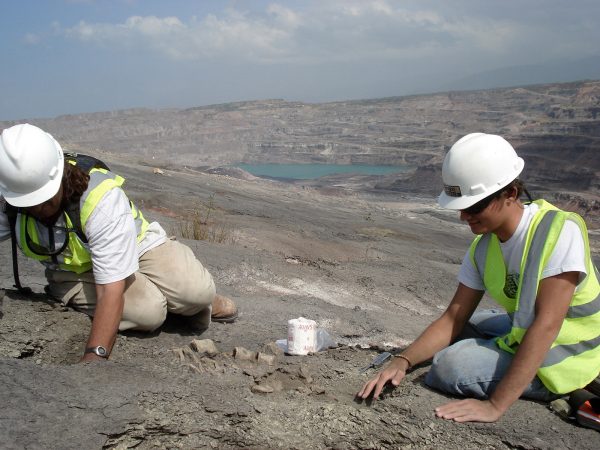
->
[0,124,238,362]
[358,132,599,423]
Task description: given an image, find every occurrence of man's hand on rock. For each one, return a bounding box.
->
[435,398,505,423]
[356,357,409,400]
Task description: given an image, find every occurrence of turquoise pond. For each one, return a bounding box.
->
[234,163,408,180]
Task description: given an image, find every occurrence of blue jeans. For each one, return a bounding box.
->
[424,309,558,401]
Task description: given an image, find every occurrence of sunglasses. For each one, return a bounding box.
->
[461,191,502,215]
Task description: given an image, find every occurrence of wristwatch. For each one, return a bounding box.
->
[84,345,109,358]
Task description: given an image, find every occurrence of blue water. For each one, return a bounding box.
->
[235,163,406,180]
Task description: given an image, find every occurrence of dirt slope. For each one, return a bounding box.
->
[1,158,599,449]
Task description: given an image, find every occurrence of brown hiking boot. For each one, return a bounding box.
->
[211,294,238,323]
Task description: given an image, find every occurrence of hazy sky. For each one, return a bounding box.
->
[1,0,599,120]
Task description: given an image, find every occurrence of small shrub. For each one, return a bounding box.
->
[173,196,236,244]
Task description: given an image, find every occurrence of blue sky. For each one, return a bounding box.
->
[1,0,599,120]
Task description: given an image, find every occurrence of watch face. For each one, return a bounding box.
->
[85,346,109,358]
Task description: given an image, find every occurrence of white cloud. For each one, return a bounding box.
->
[266,3,301,28]
[63,10,291,62]
[55,0,594,65]
[23,33,41,45]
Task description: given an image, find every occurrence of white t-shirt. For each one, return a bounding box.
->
[0,189,167,284]
[458,203,587,295]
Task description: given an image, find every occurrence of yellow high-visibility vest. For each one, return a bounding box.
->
[17,166,149,274]
[469,200,600,394]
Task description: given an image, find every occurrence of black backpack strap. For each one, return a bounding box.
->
[4,203,32,295]
[64,152,109,172]
[62,152,110,243]
[63,201,88,243]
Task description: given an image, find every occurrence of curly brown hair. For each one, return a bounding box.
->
[60,162,90,208]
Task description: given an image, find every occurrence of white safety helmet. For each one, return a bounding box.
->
[438,133,524,210]
[0,123,64,207]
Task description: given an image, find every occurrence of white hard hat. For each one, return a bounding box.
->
[438,133,524,210]
[0,123,64,207]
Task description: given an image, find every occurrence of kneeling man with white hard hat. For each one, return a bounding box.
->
[0,123,238,362]
[358,133,600,423]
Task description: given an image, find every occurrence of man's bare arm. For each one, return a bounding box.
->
[357,283,484,399]
[80,280,125,362]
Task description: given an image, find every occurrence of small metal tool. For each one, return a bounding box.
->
[359,351,392,373]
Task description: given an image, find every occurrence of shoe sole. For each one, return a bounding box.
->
[211,311,239,324]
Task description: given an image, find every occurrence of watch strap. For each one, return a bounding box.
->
[84,346,109,358]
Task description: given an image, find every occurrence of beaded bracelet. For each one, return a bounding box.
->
[394,354,413,370]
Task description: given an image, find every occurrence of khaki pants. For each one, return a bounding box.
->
[45,238,215,331]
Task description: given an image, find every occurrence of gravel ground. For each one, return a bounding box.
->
[1,158,599,449]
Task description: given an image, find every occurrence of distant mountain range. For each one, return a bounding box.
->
[443,55,600,92]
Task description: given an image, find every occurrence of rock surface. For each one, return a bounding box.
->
[1,80,599,448]
[1,155,599,449]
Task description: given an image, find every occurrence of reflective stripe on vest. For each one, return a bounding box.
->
[17,168,149,273]
[19,209,93,273]
[514,210,558,330]
[470,200,600,393]
[81,168,149,242]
